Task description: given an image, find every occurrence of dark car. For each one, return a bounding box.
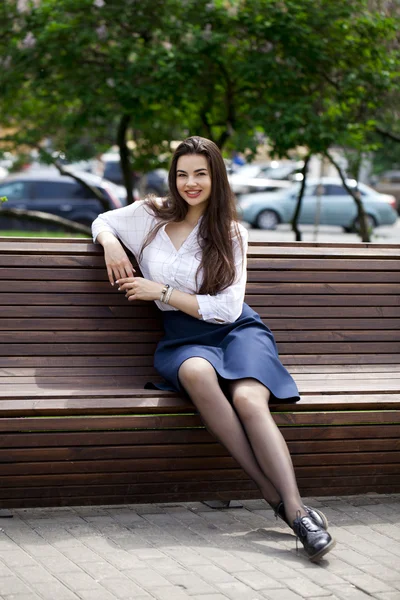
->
[0,169,123,230]
[101,153,168,197]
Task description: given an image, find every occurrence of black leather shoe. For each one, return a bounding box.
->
[292,514,335,562]
[274,502,328,530]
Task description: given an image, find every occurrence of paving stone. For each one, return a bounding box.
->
[209,554,258,572]
[100,575,152,599]
[14,565,56,584]
[0,563,14,578]
[0,577,33,595]
[305,557,361,577]
[261,590,310,600]
[31,581,80,600]
[35,554,83,574]
[167,572,217,594]
[284,577,333,597]
[191,595,231,600]
[361,563,400,581]
[216,580,263,599]
[55,570,99,591]
[59,545,103,563]
[193,564,237,584]
[326,584,378,599]
[146,556,189,577]
[0,550,39,569]
[342,572,395,594]
[127,566,172,588]
[74,587,117,600]
[1,594,43,600]
[255,560,303,580]
[149,586,192,600]
[375,593,400,600]
[79,560,122,581]
[163,546,212,566]
[235,570,285,591]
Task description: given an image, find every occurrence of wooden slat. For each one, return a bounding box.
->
[2,266,400,283]
[2,379,400,397]
[1,438,398,465]
[3,365,397,377]
[0,395,399,417]
[1,329,399,345]
[2,280,399,294]
[0,424,398,450]
[0,451,398,478]
[1,305,400,318]
[246,258,400,271]
[3,372,399,384]
[0,411,398,433]
[1,462,398,487]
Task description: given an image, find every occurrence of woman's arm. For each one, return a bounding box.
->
[117,276,202,319]
[96,232,136,285]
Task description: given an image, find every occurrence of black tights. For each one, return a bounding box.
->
[178,358,307,525]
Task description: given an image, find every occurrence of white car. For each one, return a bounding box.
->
[229,161,302,195]
[238,178,398,231]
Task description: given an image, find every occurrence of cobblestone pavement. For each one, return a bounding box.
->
[0,494,399,600]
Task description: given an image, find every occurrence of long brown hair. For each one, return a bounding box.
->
[139,136,243,295]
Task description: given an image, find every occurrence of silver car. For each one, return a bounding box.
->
[237,178,398,231]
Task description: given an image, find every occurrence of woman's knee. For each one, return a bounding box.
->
[232,385,270,421]
[178,357,216,390]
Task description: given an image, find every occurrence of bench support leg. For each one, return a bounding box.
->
[0,510,13,518]
[202,500,243,509]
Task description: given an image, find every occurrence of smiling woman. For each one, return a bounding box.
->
[92,136,335,563]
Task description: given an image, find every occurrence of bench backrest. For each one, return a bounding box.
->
[1,239,399,383]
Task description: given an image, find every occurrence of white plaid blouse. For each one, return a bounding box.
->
[92,200,248,323]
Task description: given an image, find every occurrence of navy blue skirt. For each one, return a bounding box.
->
[146,303,300,403]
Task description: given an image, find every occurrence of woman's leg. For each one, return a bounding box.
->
[229,378,307,525]
[178,358,281,507]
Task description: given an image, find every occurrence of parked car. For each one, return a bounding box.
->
[374,170,400,213]
[237,178,398,231]
[0,169,124,230]
[229,161,302,195]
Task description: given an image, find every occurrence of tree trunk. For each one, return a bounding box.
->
[0,208,91,235]
[117,115,134,204]
[325,150,371,243]
[291,154,311,241]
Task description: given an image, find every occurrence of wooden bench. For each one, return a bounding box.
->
[0,237,399,509]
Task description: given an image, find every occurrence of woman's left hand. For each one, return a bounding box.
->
[116,277,163,302]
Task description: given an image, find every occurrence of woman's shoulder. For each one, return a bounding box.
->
[125,197,166,220]
[231,221,249,243]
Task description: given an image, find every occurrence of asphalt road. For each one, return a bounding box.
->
[246,217,400,244]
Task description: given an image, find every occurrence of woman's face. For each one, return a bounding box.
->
[176,154,211,210]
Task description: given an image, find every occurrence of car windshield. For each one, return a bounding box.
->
[234,164,262,178]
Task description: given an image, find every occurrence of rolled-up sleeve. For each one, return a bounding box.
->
[91,200,154,257]
[196,225,248,324]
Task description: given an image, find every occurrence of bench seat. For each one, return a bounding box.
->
[0,238,399,508]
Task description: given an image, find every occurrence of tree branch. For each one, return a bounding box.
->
[375,126,400,143]
[0,208,91,235]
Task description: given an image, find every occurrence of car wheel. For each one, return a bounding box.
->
[353,214,377,232]
[256,210,280,230]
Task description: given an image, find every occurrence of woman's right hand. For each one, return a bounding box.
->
[101,235,136,285]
